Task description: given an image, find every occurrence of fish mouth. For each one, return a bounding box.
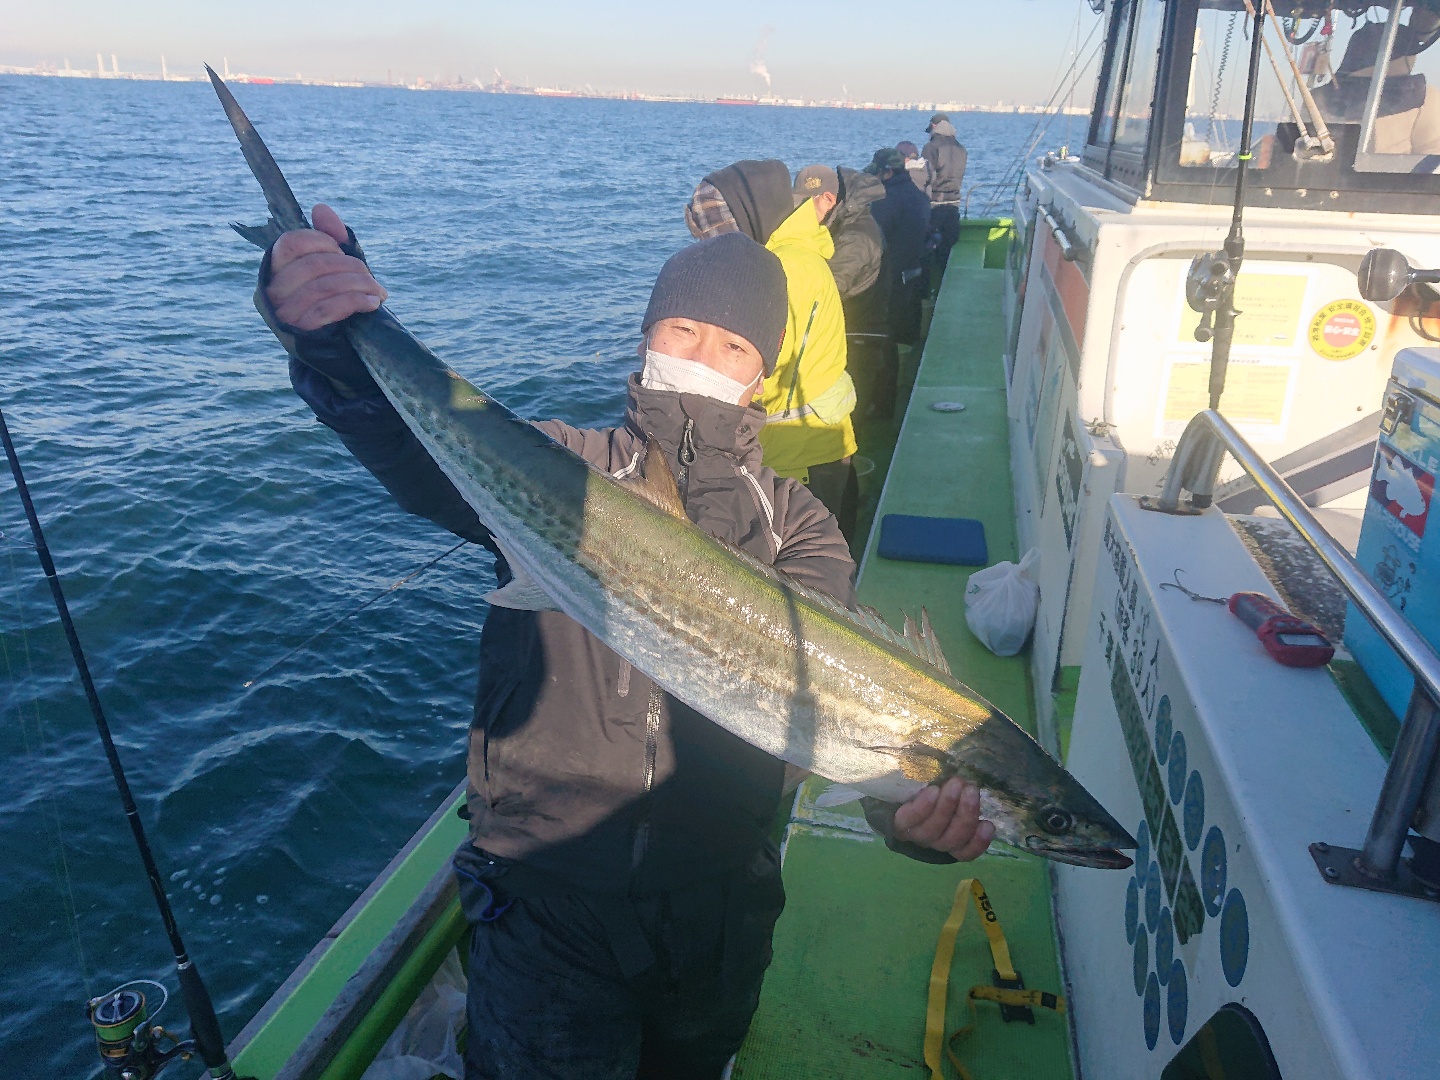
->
[1025,836,1135,869]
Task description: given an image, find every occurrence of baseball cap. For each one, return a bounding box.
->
[793,164,839,207]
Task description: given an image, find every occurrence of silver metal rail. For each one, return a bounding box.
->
[1039,205,1078,262]
[1146,409,1440,893]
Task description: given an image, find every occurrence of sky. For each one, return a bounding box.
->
[1,0,1103,105]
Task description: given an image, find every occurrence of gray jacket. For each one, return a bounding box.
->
[923,122,968,206]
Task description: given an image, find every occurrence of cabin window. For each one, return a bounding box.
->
[1114,0,1171,152]
[1178,0,1440,174]
[1094,0,1137,147]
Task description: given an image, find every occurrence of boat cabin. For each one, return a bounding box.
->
[1085,0,1440,212]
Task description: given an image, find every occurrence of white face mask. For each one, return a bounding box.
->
[640,349,763,406]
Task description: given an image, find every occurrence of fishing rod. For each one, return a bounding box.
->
[1185,1,1268,409]
[0,405,250,1080]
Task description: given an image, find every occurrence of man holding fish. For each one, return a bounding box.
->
[259,206,995,1079]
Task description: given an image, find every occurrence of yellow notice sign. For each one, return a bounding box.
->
[1163,361,1292,425]
[1307,298,1377,361]
[1178,273,1308,348]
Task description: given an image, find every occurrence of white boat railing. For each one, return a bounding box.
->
[1143,408,1440,897]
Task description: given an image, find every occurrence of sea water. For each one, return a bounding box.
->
[0,73,1051,1072]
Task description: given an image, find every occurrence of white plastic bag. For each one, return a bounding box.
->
[361,952,468,1080]
[964,549,1041,657]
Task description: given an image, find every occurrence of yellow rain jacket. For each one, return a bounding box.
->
[758,200,858,480]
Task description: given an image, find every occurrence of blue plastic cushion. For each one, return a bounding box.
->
[877,515,988,566]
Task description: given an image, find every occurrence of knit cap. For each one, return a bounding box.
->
[642,233,789,374]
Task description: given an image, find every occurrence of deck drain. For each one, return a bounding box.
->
[930,401,967,412]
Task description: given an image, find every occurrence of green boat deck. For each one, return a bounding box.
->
[733,225,1078,1080]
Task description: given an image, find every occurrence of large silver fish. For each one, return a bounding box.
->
[210,69,1135,869]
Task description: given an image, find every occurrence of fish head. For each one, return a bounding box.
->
[952,715,1138,870]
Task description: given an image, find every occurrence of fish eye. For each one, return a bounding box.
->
[1039,806,1073,835]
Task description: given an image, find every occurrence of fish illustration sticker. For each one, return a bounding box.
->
[1307,299,1375,361]
[1370,444,1433,541]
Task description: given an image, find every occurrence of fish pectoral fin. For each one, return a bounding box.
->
[617,437,687,519]
[862,742,949,783]
[484,563,558,611]
[813,784,867,808]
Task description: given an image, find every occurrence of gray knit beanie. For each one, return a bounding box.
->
[642,232,789,374]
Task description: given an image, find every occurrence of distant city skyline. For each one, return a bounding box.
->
[0,0,1103,107]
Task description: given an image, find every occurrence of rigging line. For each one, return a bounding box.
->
[981,23,1105,217]
[241,538,471,689]
[0,546,92,992]
[982,18,1104,213]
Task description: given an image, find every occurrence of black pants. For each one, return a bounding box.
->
[929,203,961,281]
[805,458,858,542]
[456,844,785,1080]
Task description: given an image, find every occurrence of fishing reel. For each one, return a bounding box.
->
[1185,250,1236,342]
[89,981,194,1080]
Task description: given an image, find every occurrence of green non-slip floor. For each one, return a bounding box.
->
[734,244,1077,1079]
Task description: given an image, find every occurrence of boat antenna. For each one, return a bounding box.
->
[0,405,249,1080]
[1185,0,1268,409]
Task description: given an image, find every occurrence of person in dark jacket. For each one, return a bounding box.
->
[867,148,933,418]
[814,165,888,428]
[897,140,931,198]
[922,112,968,278]
[257,204,995,1080]
[800,164,883,302]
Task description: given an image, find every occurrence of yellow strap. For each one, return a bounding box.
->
[924,878,1066,1080]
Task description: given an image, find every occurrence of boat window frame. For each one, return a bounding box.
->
[1084,0,1138,172]
[1084,0,1180,191]
[1147,0,1440,211]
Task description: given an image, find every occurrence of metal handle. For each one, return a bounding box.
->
[1145,409,1440,882]
[1039,206,1078,262]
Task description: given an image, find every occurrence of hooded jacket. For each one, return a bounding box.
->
[826,166,885,301]
[698,159,857,479]
[923,121,968,206]
[757,202,858,479]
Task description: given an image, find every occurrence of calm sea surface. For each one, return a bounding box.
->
[0,74,1047,1073]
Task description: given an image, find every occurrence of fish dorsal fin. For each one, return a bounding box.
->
[618,437,686,519]
[917,608,952,677]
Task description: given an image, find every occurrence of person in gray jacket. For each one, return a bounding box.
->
[258,205,995,1080]
[922,112,968,277]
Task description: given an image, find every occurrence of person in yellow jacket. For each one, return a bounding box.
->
[685,159,859,539]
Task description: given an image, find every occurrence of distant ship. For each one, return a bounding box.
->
[715,96,760,106]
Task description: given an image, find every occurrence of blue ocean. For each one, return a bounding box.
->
[0,73,1046,1073]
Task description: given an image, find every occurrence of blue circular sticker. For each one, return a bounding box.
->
[1145,860,1162,926]
[1168,731,1187,805]
[1133,925,1149,996]
[1183,771,1205,851]
[1202,827,1227,918]
[1155,696,1172,763]
[1136,819,1151,873]
[1126,876,1140,944]
[1167,959,1188,1045]
[1221,888,1249,988]
[1154,907,1174,985]
[1143,973,1161,1051]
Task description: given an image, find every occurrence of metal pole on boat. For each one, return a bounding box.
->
[1205,3,1267,411]
[0,406,246,1080]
